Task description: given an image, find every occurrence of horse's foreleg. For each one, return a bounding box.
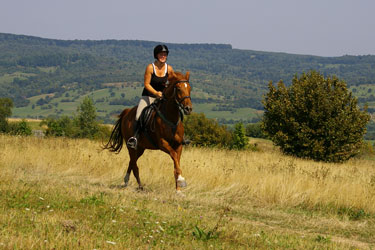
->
[174,145,187,189]
[161,141,186,191]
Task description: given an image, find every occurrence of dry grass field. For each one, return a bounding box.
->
[1,134,375,249]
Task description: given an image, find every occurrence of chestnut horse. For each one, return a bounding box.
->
[104,72,192,192]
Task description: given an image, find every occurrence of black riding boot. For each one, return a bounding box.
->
[127,120,140,149]
[182,138,191,145]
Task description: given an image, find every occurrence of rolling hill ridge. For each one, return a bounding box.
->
[1,32,375,124]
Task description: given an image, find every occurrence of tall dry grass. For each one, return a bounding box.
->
[1,135,375,214]
[1,134,375,249]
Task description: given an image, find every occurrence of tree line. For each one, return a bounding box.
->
[1,70,374,162]
[0,96,250,150]
[2,32,375,112]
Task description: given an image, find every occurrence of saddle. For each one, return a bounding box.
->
[134,100,160,148]
[138,100,159,132]
[136,99,185,147]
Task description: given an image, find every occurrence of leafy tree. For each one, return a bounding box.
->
[246,122,267,139]
[184,113,232,148]
[74,96,99,139]
[41,116,76,137]
[0,98,13,132]
[262,71,370,162]
[231,122,248,150]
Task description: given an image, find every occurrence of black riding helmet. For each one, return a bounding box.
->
[153,44,169,59]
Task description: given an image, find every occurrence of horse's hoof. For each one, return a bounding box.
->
[178,181,187,188]
[177,176,187,188]
[136,186,144,192]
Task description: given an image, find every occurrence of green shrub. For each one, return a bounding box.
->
[0,98,13,132]
[74,96,100,139]
[245,122,267,139]
[8,120,32,136]
[41,97,106,140]
[262,71,370,162]
[231,122,248,150]
[41,116,76,137]
[184,113,232,148]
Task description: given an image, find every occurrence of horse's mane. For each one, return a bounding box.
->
[163,71,190,99]
[168,71,188,84]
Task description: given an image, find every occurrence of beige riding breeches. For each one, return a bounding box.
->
[135,96,156,121]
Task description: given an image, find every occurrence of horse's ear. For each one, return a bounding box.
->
[185,71,190,81]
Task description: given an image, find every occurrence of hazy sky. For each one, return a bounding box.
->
[1,0,374,57]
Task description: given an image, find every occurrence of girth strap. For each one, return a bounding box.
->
[137,100,183,146]
[154,105,182,134]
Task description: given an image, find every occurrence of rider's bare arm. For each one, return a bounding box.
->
[143,64,157,96]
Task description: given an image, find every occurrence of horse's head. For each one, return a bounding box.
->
[164,71,193,115]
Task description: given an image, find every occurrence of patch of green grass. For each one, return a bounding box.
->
[193,103,260,121]
[1,135,374,249]
[337,207,370,221]
[8,120,43,130]
[0,177,363,249]
[13,87,145,119]
[79,193,106,206]
[350,84,375,97]
[0,72,36,84]
[314,235,331,243]
[37,66,57,73]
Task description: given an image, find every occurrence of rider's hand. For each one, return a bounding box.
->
[155,91,163,98]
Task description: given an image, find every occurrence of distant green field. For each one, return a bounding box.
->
[12,85,261,123]
[193,103,261,121]
[11,82,373,124]
[13,86,142,119]
[0,72,37,84]
[37,66,57,73]
[8,119,43,130]
[350,84,375,95]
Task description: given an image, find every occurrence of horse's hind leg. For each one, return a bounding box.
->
[124,165,132,187]
[127,148,145,189]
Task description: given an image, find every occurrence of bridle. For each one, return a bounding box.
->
[163,80,191,111]
[172,80,191,112]
[152,80,191,132]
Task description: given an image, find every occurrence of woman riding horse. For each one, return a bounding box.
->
[104,45,192,192]
[127,44,174,149]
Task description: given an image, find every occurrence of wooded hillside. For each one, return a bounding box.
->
[1,33,375,125]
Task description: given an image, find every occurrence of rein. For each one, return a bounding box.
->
[155,80,191,133]
[173,80,191,119]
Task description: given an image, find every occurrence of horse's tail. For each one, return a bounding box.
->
[103,109,128,153]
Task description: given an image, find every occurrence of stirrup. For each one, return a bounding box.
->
[127,137,138,149]
[182,138,191,145]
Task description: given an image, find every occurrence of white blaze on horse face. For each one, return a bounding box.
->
[184,83,187,88]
